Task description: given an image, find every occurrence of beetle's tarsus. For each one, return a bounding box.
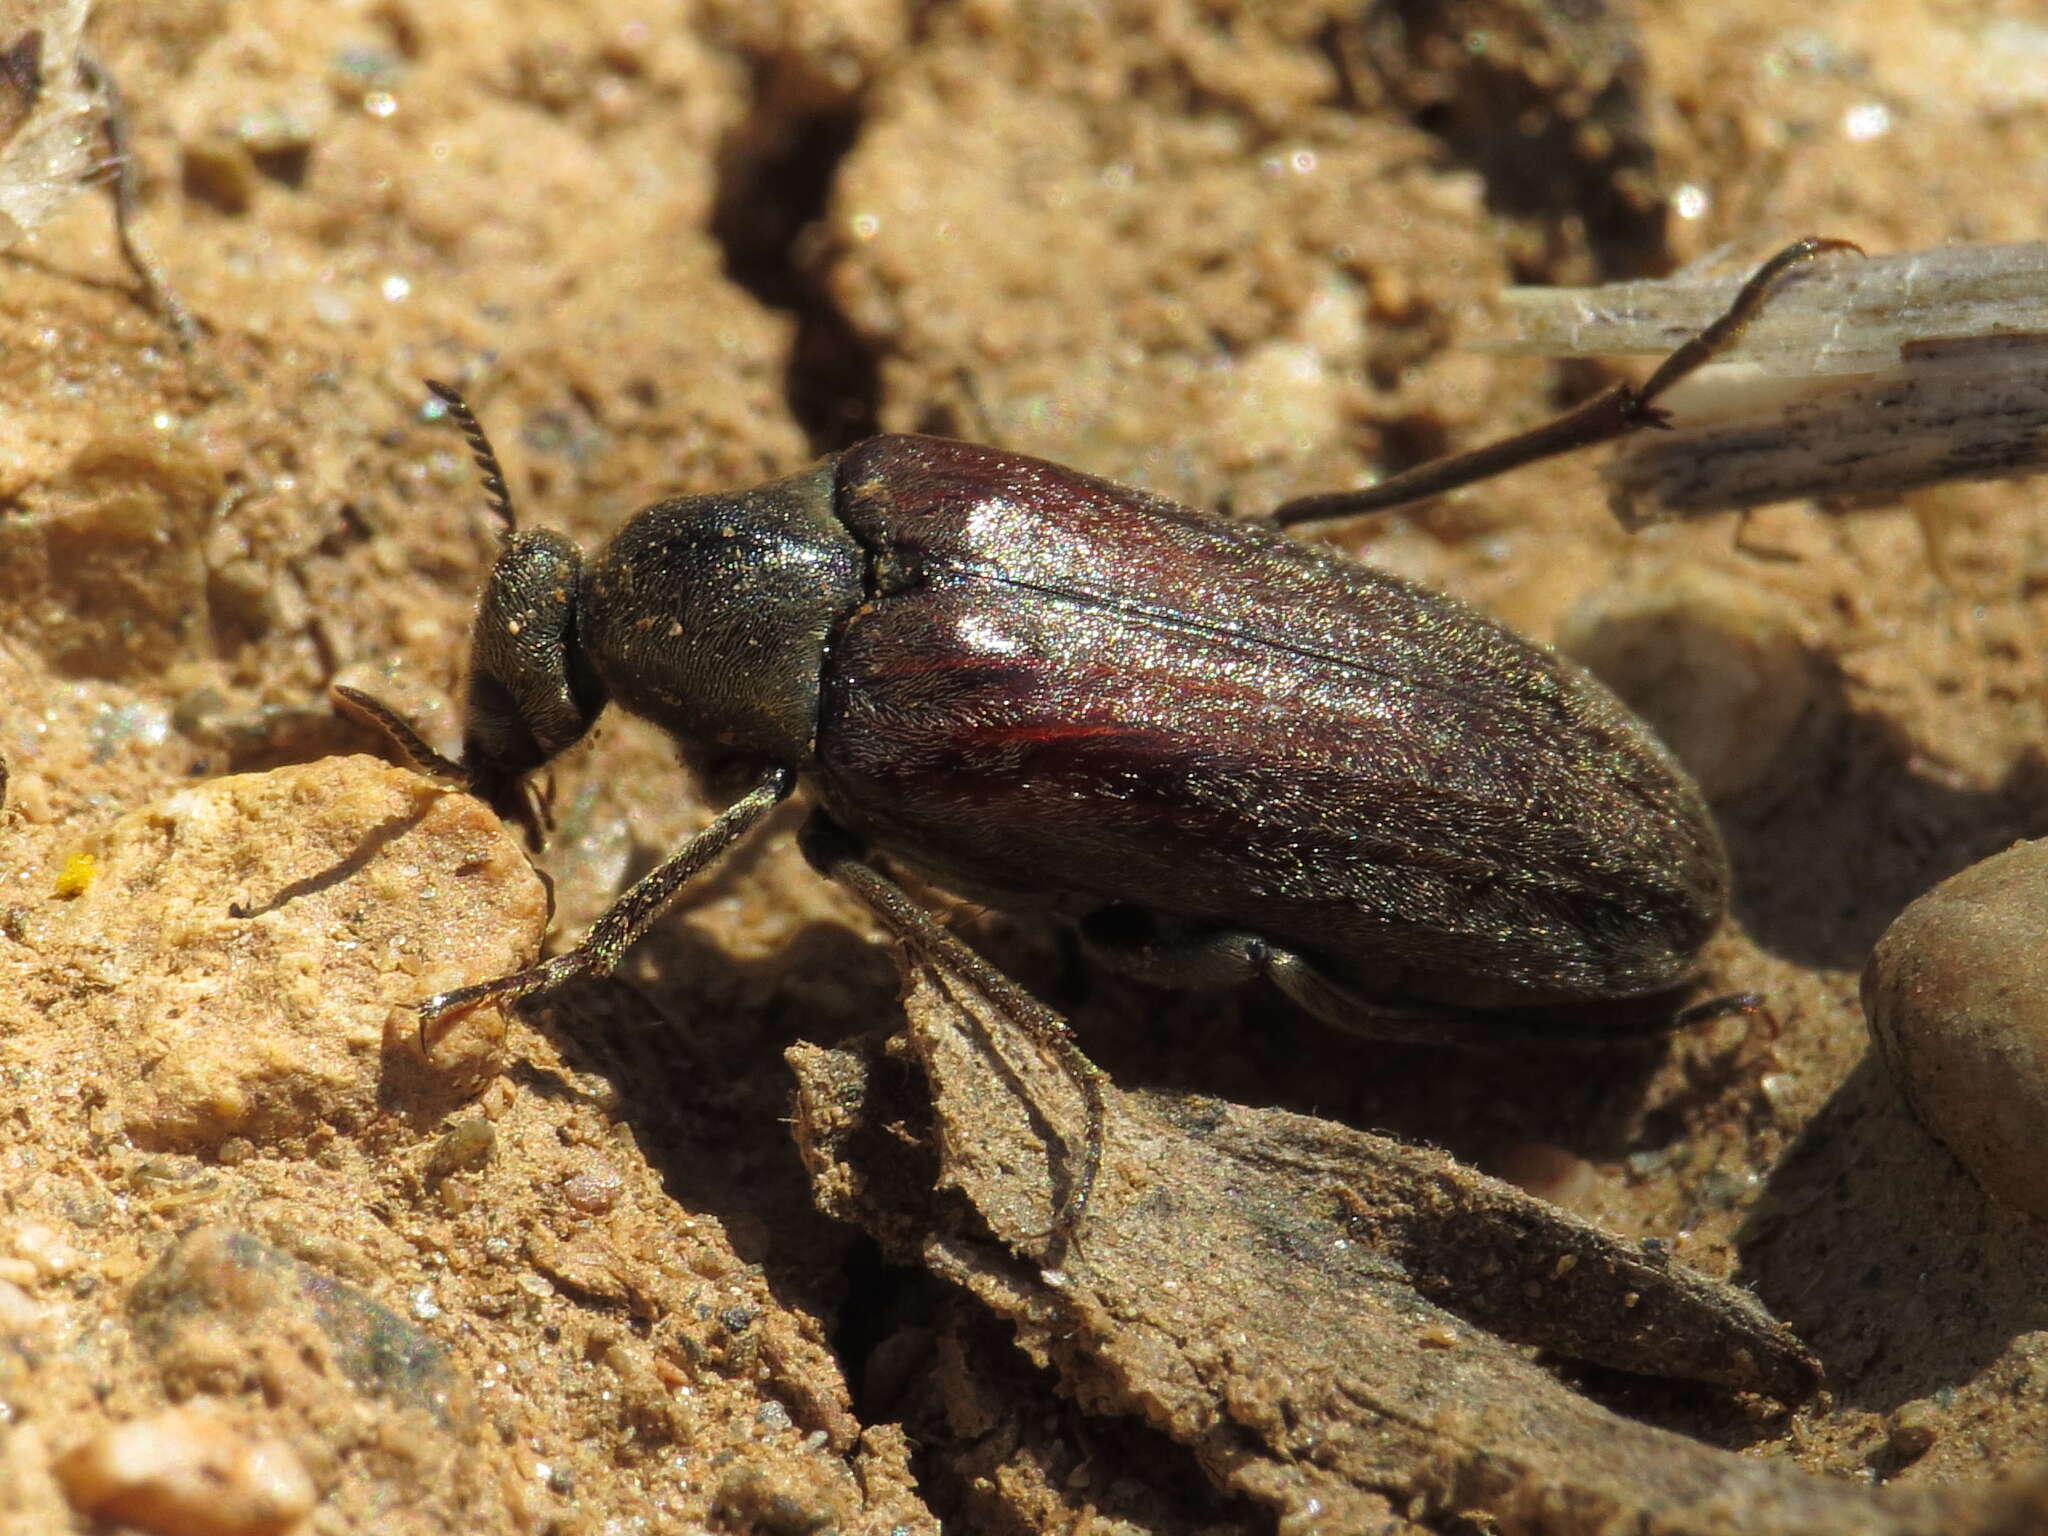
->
[1671,990,1769,1031]
[1043,1042,1108,1262]
[416,962,559,1054]
[1629,235,1864,410]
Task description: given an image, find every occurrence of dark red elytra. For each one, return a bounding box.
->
[813,435,1722,1027]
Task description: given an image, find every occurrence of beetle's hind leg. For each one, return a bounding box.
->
[796,812,1107,1265]
[1078,906,1698,1047]
[1076,905,1273,990]
[1268,235,1861,527]
[1078,906,1478,1045]
[1261,948,1505,1046]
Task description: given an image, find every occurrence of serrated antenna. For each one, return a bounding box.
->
[425,378,517,539]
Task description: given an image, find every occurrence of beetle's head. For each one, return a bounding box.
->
[333,383,606,849]
[454,526,608,837]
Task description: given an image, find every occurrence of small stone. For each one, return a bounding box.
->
[47,757,544,1153]
[1216,340,1343,466]
[426,1118,496,1180]
[181,135,257,215]
[561,1160,625,1215]
[131,1227,465,1425]
[713,1459,853,1536]
[231,101,323,186]
[1557,566,1813,802]
[53,1407,317,1536]
[1,1221,80,1283]
[9,434,223,680]
[0,1276,45,1336]
[1864,839,2048,1218]
[1757,1072,1799,1113]
[1887,1398,1941,1461]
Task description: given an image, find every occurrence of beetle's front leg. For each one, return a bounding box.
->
[796,812,1108,1262]
[420,765,796,1033]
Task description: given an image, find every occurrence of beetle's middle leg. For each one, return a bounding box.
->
[796,811,1107,1261]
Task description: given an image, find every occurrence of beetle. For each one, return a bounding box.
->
[339,240,1847,1246]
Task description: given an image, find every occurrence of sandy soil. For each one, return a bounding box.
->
[3,0,2048,1531]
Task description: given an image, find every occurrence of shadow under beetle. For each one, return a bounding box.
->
[340,239,1851,1247]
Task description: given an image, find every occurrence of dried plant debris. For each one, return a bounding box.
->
[0,0,195,340]
[0,0,94,252]
[868,1287,1274,1533]
[789,960,2048,1534]
[1499,243,2048,372]
[1493,242,2048,521]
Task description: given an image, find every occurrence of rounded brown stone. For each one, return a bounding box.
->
[1864,839,2048,1220]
